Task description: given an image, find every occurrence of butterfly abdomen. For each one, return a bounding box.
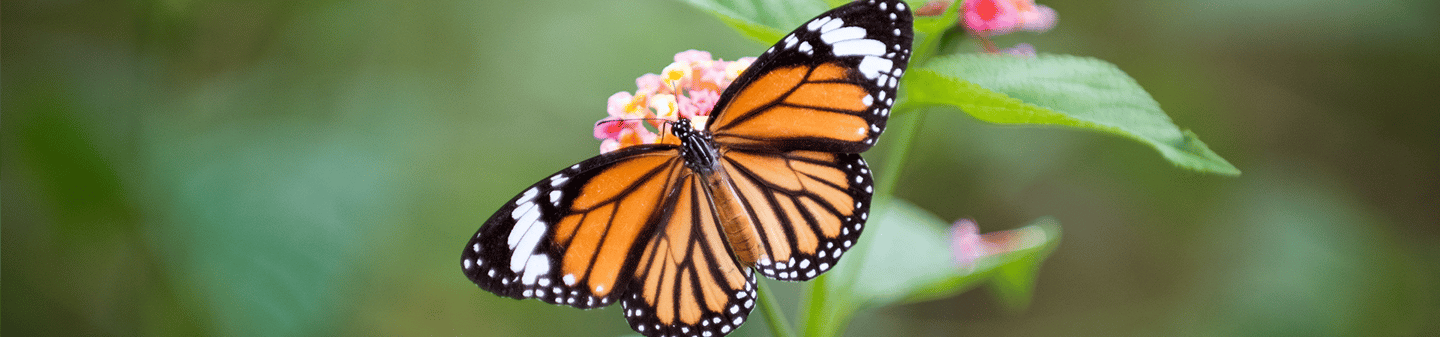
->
[701,167,767,268]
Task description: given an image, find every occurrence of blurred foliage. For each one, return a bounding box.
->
[4,0,1438,337]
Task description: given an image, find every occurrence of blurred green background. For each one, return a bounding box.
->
[5,0,1438,336]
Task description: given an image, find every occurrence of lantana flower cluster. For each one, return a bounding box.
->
[594,50,755,154]
[917,0,1057,56]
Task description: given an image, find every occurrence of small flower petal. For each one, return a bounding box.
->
[673,50,713,65]
[650,94,679,120]
[606,92,634,118]
[599,138,621,154]
[1017,4,1057,32]
[636,74,667,95]
[950,219,986,268]
[594,119,628,139]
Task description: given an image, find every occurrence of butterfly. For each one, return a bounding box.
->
[461,1,912,336]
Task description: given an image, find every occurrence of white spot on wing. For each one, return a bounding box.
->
[507,204,542,248]
[807,16,831,31]
[509,219,547,272]
[820,26,866,44]
[858,56,894,80]
[518,187,538,204]
[820,18,844,33]
[831,39,886,57]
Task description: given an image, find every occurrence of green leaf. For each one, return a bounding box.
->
[905,53,1240,176]
[675,0,831,44]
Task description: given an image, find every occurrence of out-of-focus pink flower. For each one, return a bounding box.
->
[963,0,1057,35]
[950,218,1049,269]
[951,219,986,267]
[963,0,1020,34]
[1014,1,1057,33]
[594,50,755,153]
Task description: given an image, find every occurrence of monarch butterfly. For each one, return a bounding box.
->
[461,1,912,336]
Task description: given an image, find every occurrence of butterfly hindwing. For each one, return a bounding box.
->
[716,150,873,280]
[707,0,914,154]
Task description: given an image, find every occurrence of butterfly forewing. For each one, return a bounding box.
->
[707,0,914,154]
[462,145,683,309]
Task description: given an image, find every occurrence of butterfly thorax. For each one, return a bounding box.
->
[673,118,722,174]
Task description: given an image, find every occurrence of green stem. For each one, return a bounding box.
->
[876,105,924,199]
[758,280,796,337]
[799,274,827,337]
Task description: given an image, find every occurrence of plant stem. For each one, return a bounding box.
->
[876,105,924,199]
[799,274,827,337]
[758,280,796,337]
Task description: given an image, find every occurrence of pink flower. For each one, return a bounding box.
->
[963,0,1020,34]
[673,50,714,65]
[681,89,720,119]
[594,50,755,154]
[950,219,986,267]
[949,218,1049,269]
[1014,1,1057,32]
[636,74,667,95]
[594,119,628,139]
[962,0,1057,35]
[599,139,622,154]
[605,92,634,118]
